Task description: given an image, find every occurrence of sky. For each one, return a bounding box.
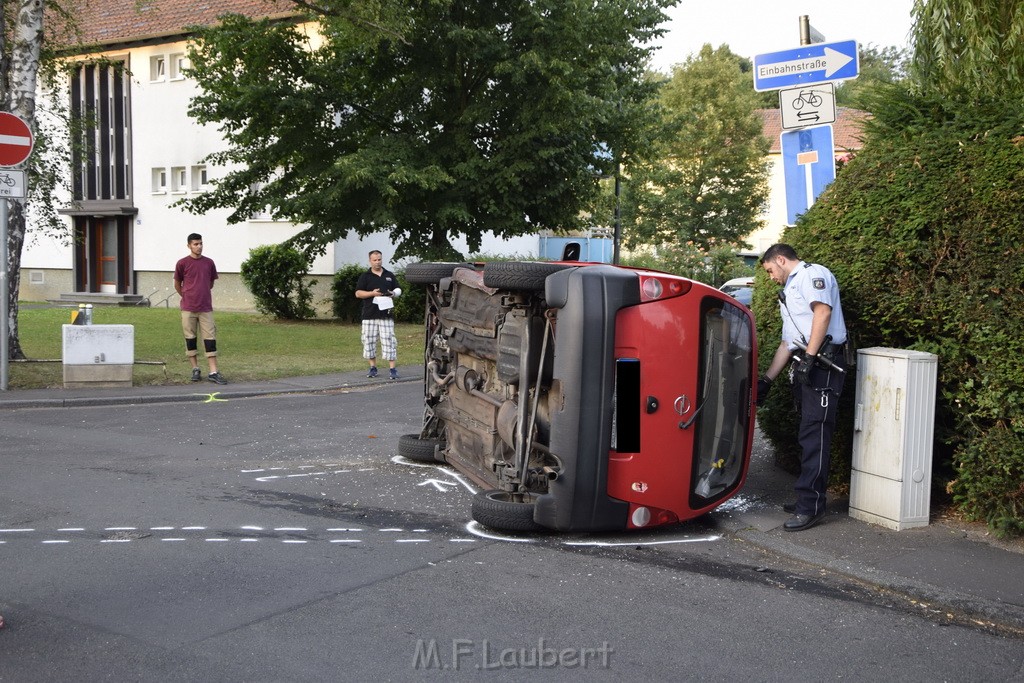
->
[649,0,917,73]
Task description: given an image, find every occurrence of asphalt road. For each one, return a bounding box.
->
[1,383,1021,681]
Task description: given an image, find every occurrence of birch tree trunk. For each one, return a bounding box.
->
[3,0,44,360]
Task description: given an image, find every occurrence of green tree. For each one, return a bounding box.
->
[3,0,80,360]
[181,0,673,261]
[621,45,770,255]
[909,0,1024,99]
[834,43,908,108]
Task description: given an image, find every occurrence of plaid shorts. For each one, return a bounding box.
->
[361,318,397,361]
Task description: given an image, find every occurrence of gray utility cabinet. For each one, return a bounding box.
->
[849,347,938,531]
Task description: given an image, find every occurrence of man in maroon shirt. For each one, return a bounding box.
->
[174,233,226,384]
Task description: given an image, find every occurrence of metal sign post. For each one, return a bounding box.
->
[1,196,7,390]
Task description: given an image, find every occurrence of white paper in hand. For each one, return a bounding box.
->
[373,296,394,311]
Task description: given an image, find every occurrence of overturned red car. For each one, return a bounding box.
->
[400,260,756,532]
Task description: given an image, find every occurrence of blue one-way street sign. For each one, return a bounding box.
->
[753,40,859,92]
[781,124,836,225]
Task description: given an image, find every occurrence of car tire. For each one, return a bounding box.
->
[398,434,444,463]
[471,489,544,532]
[482,261,571,291]
[404,262,471,285]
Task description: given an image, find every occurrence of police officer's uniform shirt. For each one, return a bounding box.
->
[781,261,847,350]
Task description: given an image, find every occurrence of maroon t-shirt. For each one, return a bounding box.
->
[174,255,218,312]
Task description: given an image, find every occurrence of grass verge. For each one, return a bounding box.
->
[11,306,424,389]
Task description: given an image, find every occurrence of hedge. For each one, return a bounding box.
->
[756,91,1024,537]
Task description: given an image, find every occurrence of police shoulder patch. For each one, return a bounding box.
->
[812,278,826,290]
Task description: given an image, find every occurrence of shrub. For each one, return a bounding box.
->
[240,244,316,319]
[757,90,1024,536]
[330,264,364,322]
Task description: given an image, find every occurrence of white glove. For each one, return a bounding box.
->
[391,287,402,298]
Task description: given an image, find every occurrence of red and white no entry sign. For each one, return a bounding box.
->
[0,112,33,166]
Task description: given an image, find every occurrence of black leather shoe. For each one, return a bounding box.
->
[783,502,797,514]
[783,511,824,532]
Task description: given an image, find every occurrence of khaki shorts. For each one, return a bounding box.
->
[181,310,217,357]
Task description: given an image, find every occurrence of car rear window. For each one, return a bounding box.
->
[690,297,754,506]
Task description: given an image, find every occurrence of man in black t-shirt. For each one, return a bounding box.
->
[354,250,401,379]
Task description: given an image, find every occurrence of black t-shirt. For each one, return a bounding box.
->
[356,268,399,320]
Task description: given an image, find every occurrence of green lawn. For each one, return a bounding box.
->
[10,306,424,389]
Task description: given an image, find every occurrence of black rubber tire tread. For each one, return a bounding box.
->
[482,261,571,290]
[404,262,470,285]
[471,489,544,532]
[398,434,443,463]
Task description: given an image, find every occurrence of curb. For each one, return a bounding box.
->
[0,375,418,410]
[728,524,1024,637]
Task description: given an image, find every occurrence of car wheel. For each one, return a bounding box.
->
[482,261,571,291]
[398,434,444,463]
[471,490,544,532]
[404,262,471,284]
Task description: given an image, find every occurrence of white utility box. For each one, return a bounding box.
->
[850,347,938,530]
[62,324,134,388]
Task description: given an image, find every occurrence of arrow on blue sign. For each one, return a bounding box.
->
[753,40,859,92]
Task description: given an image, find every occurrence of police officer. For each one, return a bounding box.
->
[757,243,847,532]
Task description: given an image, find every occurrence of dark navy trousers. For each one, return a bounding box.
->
[790,356,847,516]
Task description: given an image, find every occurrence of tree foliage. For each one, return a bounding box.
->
[834,44,908,108]
[182,0,673,261]
[621,44,769,254]
[2,0,80,359]
[910,0,1024,99]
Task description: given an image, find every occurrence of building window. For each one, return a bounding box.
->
[152,168,167,193]
[171,166,187,193]
[150,56,166,82]
[71,60,131,202]
[169,53,188,80]
[191,165,209,191]
[29,270,44,284]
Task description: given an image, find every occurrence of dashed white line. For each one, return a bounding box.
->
[104,526,136,531]
[58,527,85,532]
[43,540,70,544]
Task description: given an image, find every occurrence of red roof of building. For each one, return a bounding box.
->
[63,0,299,48]
[756,107,871,154]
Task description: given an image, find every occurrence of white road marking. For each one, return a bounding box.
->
[562,536,722,547]
[465,521,534,543]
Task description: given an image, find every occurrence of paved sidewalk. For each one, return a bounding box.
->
[1,370,1021,637]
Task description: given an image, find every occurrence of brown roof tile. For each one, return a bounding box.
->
[756,107,871,154]
[64,0,299,48]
